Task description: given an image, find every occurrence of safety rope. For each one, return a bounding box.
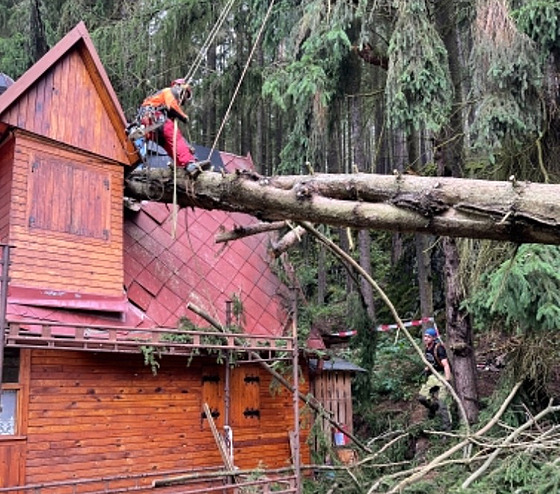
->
[209,0,276,158]
[172,120,178,238]
[182,0,237,93]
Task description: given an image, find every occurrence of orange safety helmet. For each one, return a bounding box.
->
[171,78,192,100]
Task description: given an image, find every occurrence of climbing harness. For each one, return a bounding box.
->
[126,0,239,169]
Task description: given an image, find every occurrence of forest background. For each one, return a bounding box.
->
[1,0,560,492]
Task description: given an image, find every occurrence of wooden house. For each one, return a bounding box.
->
[0,22,309,493]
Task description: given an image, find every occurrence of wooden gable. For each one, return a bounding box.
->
[0,22,136,165]
[0,23,137,306]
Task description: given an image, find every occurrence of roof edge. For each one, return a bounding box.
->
[0,22,126,125]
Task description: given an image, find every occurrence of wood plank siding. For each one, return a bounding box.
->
[20,349,309,490]
[311,370,354,440]
[5,132,123,296]
[0,48,131,165]
[0,136,14,243]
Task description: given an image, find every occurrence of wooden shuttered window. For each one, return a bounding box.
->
[231,369,261,426]
[201,367,261,429]
[28,156,111,240]
[201,369,224,430]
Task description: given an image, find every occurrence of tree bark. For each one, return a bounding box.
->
[435,0,479,423]
[317,242,326,305]
[29,0,48,63]
[348,45,376,321]
[408,128,434,324]
[125,169,560,245]
[415,234,434,323]
[442,237,479,423]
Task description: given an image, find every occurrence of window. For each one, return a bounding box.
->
[0,389,16,435]
[1,348,20,436]
[28,156,111,240]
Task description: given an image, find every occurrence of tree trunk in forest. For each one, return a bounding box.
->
[358,230,375,320]
[348,47,376,321]
[415,234,433,322]
[442,237,479,423]
[274,110,283,172]
[408,129,434,324]
[29,0,48,63]
[390,129,407,264]
[255,45,265,174]
[435,0,479,423]
[317,242,326,305]
[205,42,217,148]
[339,227,356,295]
[125,168,560,246]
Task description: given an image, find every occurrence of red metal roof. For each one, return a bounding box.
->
[2,22,289,339]
[8,156,291,338]
[122,154,290,336]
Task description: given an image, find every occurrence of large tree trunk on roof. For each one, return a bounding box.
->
[124,168,560,245]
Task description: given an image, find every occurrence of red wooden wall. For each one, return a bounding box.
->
[18,349,309,490]
[0,47,131,165]
[0,136,14,243]
[4,132,123,297]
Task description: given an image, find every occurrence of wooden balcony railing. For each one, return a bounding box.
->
[5,318,294,362]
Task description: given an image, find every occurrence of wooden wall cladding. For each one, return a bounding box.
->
[23,350,309,488]
[0,439,25,487]
[0,47,131,164]
[0,136,14,243]
[311,370,353,438]
[8,133,123,296]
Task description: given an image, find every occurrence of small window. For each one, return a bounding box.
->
[1,348,20,437]
[0,389,16,435]
[3,349,20,383]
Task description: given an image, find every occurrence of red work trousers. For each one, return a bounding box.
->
[160,119,195,167]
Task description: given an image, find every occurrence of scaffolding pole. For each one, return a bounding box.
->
[291,286,301,493]
[0,244,12,412]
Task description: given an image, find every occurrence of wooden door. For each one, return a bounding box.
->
[0,439,24,487]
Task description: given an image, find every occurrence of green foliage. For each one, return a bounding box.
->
[468,244,560,333]
[140,345,162,375]
[230,291,246,326]
[0,31,30,78]
[261,0,353,170]
[513,0,560,52]
[470,1,542,158]
[370,333,423,401]
[0,1,33,78]
[464,453,560,494]
[471,95,535,161]
[385,0,453,132]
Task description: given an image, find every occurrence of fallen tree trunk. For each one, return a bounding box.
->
[124,169,560,244]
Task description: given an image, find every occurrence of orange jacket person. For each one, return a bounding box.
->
[140,79,197,169]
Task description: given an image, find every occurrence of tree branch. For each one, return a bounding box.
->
[186,302,372,453]
[215,220,287,243]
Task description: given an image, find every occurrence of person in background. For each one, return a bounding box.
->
[418,327,452,429]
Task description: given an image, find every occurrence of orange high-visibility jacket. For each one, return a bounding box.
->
[141,87,188,122]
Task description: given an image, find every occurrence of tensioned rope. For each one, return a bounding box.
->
[170,0,238,237]
[183,0,237,90]
[208,0,276,159]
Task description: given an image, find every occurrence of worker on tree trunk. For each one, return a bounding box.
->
[139,78,209,175]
